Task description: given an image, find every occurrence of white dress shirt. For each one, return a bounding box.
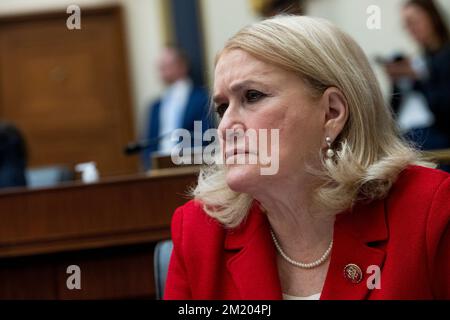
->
[397,56,435,132]
[282,292,321,300]
[158,78,192,154]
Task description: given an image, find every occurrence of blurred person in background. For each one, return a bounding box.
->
[0,122,27,189]
[386,0,450,151]
[142,46,212,170]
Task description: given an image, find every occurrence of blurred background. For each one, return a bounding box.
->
[0,0,449,300]
[0,0,449,191]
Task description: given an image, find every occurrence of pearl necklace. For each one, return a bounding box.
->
[270,230,333,269]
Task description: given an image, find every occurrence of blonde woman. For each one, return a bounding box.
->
[164,16,449,300]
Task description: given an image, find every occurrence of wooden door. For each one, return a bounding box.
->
[0,6,138,176]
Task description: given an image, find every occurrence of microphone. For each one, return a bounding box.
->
[124,134,165,155]
[123,140,152,155]
[123,129,200,155]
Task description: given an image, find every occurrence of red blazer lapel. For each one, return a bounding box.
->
[224,198,388,300]
[225,203,283,300]
[321,199,388,300]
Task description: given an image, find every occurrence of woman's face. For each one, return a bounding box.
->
[213,49,327,195]
[402,5,436,48]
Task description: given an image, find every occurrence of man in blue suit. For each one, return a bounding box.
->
[142,47,214,170]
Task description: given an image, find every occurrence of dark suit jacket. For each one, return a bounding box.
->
[142,86,213,170]
[392,43,450,140]
[164,165,449,299]
[0,123,27,189]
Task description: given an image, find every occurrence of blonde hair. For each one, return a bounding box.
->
[191,15,434,228]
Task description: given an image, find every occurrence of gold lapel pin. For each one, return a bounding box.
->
[343,263,363,284]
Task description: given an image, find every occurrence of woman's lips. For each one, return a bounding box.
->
[224,149,258,162]
[225,149,246,158]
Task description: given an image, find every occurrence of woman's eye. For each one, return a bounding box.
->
[245,90,265,103]
[215,103,228,118]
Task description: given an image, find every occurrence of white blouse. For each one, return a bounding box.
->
[282,292,321,300]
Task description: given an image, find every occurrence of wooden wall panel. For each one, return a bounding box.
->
[0,168,198,299]
[55,246,155,300]
[0,6,137,176]
[0,255,58,299]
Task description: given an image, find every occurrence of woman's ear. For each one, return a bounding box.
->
[321,87,348,145]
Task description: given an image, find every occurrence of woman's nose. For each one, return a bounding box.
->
[219,123,246,156]
[218,106,245,138]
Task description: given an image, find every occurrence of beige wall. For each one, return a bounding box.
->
[199,0,259,86]
[199,0,450,99]
[0,0,164,137]
[1,0,449,134]
[0,0,259,136]
[305,0,450,96]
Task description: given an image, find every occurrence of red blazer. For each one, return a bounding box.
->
[164,165,450,300]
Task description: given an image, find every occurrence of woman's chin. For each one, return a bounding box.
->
[225,164,260,193]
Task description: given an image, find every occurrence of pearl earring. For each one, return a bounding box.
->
[326,137,335,159]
